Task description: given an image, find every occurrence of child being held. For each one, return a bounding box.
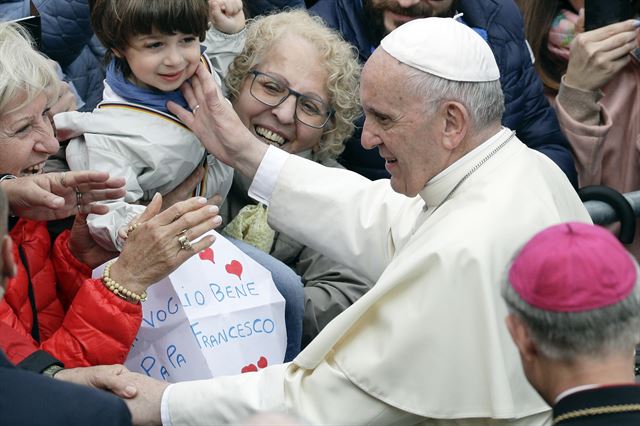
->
[55,0,245,251]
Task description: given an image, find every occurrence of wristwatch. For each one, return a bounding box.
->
[42,364,65,378]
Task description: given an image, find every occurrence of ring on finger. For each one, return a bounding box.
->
[76,188,83,212]
[192,104,200,114]
[127,222,140,235]
[60,172,67,187]
[178,234,193,251]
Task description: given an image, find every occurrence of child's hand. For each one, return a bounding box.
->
[209,0,245,35]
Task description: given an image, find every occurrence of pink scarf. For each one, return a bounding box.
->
[548,9,579,61]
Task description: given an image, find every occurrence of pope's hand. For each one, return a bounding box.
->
[55,364,138,399]
[168,65,268,180]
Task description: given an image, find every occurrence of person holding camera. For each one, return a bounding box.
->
[518,0,640,256]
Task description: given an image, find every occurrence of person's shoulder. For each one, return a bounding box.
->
[0,362,132,426]
[458,0,525,39]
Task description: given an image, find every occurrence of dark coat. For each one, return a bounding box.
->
[311,0,578,186]
[0,351,132,426]
[554,385,640,425]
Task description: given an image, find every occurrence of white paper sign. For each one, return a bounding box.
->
[93,231,286,382]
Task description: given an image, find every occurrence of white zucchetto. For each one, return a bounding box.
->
[380,17,500,82]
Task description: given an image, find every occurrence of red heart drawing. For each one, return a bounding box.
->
[225,260,243,280]
[198,247,215,264]
[257,356,268,369]
[241,363,258,373]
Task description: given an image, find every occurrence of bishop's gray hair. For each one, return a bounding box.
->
[501,256,640,361]
[402,64,505,132]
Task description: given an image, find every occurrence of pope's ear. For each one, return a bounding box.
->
[506,313,538,362]
[441,101,468,150]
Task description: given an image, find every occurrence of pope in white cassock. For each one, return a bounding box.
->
[104,17,592,425]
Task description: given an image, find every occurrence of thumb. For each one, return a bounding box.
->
[209,0,223,22]
[577,8,585,34]
[138,192,162,223]
[40,189,65,210]
[94,374,138,399]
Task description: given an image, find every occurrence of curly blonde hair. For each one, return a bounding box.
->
[225,10,361,162]
[0,23,58,116]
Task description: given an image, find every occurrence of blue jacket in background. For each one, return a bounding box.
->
[247,0,305,16]
[311,0,578,186]
[1,0,105,111]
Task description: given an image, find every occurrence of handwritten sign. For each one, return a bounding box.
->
[93,231,286,382]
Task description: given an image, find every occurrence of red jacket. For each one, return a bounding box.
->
[0,219,142,367]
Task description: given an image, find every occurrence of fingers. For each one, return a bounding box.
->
[79,187,127,204]
[166,201,219,236]
[584,19,640,42]
[594,28,640,57]
[182,209,222,242]
[138,192,163,224]
[92,367,138,399]
[153,196,208,227]
[209,0,223,20]
[60,170,111,188]
[41,190,66,209]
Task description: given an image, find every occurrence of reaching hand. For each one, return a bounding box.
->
[1,171,126,221]
[55,364,138,399]
[108,193,223,295]
[167,64,267,180]
[209,0,245,34]
[565,19,640,92]
[68,213,119,269]
[116,372,167,425]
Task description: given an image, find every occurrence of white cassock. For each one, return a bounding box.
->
[162,128,592,425]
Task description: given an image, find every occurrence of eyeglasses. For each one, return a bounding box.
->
[248,70,333,129]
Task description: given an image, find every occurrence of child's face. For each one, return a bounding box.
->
[116,30,201,92]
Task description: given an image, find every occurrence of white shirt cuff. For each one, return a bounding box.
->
[160,384,174,426]
[248,145,289,207]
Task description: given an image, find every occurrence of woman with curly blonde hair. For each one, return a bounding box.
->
[220,9,368,355]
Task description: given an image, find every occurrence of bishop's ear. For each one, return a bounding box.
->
[505,313,539,362]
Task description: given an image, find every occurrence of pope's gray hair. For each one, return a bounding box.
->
[0,22,59,116]
[501,256,640,361]
[402,64,505,131]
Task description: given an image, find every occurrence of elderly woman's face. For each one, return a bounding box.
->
[232,34,330,155]
[0,92,59,176]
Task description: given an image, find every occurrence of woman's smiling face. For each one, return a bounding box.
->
[0,91,59,176]
[232,34,330,155]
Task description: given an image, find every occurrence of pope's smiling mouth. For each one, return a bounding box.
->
[20,161,45,177]
[255,126,286,146]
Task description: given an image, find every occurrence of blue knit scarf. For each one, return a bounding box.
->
[105,59,190,114]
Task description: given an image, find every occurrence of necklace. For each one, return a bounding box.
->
[427,130,516,213]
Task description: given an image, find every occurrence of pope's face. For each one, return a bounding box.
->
[360,50,451,197]
[364,0,456,35]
